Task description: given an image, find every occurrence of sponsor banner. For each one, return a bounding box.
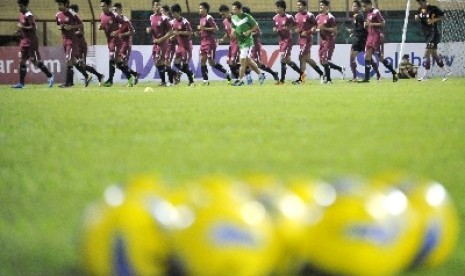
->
[94,42,461,83]
[0,46,66,84]
[3,42,459,84]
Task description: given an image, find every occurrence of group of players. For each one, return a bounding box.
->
[11,0,451,88]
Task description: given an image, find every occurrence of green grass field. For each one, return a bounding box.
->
[1,77,465,275]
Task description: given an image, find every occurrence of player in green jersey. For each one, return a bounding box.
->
[230,1,266,86]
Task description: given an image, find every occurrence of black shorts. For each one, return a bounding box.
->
[426,32,441,50]
[351,36,367,52]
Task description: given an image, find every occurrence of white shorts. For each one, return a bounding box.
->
[240,47,251,59]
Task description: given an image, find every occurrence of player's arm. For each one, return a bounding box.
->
[175,23,193,37]
[155,20,173,43]
[18,16,35,30]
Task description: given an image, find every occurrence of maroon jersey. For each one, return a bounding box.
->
[223,17,238,49]
[199,14,217,45]
[119,14,133,44]
[100,11,123,42]
[56,10,81,41]
[316,12,336,42]
[295,11,317,44]
[172,16,192,52]
[366,8,384,42]
[273,13,295,42]
[149,13,171,40]
[250,27,263,61]
[18,10,38,47]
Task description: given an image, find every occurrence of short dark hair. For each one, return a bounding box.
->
[242,6,251,13]
[320,0,330,6]
[17,0,29,6]
[275,0,286,10]
[199,2,210,12]
[69,4,79,12]
[171,3,181,13]
[218,4,229,12]
[362,0,372,4]
[162,4,170,12]
[152,0,160,4]
[101,0,112,6]
[55,0,70,5]
[297,0,308,7]
[402,54,410,59]
[232,1,242,9]
[113,2,122,9]
[353,0,362,8]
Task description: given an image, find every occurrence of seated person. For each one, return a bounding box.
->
[398,54,418,79]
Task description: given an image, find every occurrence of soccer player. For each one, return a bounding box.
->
[99,0,133,87]
[347,0,367,81]
[195,2,231,85]
[112,3,140,86]
[230,1,266,86]
[161,4,181,85]
[170,3,195,86]
[219,4,240,81]
[56,0,93,88]
[415,0,451,81]
[316,0,345,84]
[69,4,105,86]
[273,0,304,85]
[11,0,54,88]
[147,0,173,86]
[294,0,324,84]
[243,6,279,82]
[360,0,397,82]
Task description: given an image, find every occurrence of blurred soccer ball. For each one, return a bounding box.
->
[144,87,153,92]
[299,177,420,276]
[81,177,173,275]
[376,174,460,270]
[170,176,280,276]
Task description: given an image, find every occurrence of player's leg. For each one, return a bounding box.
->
[207,44,230,82]
[30,46,54,87]
[362,47,373,82]
[11,48,29,88]
[252,44,278,81]
[378,45,397,82]
[327,42,344,80]
[103,42,118,87]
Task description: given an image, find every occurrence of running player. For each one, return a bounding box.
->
[415,0,451,81]
[11,0,54,88]
[170,3,195,86]
[360,0,397,82]
[273,0,305,85]
[294,0,324,84]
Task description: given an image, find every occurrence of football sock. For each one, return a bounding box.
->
[213,63,227,74]
[75,64,89,79]
[351,61,357,79]
[280,63,287,82]
[156,65,167,83]
[323,64,331,81]
[288,61,303,75]
[364,59,371,80]
[19,63,27,84]
[37,62,52,78]
[382,59,396,75]
[328,62,342,72]
[259,64,275,75]
[85,65,101,78]
[311,64,324,76]
[108,60,116,82]
[201,65,208,81]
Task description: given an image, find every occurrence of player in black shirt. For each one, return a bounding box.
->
[347,0,372,81]
[415,0,451,81]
